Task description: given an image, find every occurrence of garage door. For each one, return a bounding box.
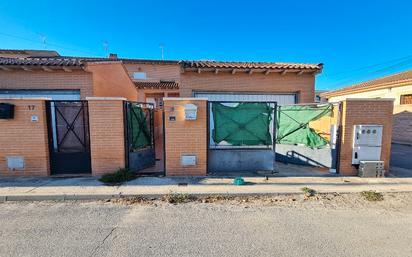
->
[0,90,81,100]
[194,92,296,105]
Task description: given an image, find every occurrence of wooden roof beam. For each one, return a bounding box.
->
[280,70,287,75]
[265,70,271,75]
[63,67,72,72]
[248,69,253,75]
[22,66,32,71]
[231,69,236,74]
[214,68,219,74]
[297,70,304,75]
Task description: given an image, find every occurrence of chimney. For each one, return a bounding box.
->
[108,53,118,59]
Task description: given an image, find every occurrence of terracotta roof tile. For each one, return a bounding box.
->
[0,57,83,66]
[181,60,322,70]
[0,56,180,67]
[322,70,412,98]
[134,81,179,90]
[0,50,322,73]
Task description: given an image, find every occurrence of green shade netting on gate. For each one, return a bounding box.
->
[275,104,333,148]
[129,105,151,150]
[212,103,273,146]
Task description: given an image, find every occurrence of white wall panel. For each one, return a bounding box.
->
[194,92,296,105]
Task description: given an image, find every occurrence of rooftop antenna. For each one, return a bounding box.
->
[159,43,164,60]
[102,40,109,57]
[38,33,47,49]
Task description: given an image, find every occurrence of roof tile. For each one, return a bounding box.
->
[134,81,179,90]
[322,70,412,97]
[181,60,322,70]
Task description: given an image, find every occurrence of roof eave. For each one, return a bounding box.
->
[321,79,412,98]
[182,67,322,74]
[0,64,83,71]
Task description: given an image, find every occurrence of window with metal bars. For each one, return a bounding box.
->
[400,94,412,105]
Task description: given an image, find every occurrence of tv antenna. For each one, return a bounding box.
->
[159,43,165,60]
[102,40,109,56]
[38,33,47,49]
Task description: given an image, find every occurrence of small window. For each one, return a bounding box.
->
[133,72,147,80]
[400,94,412,105]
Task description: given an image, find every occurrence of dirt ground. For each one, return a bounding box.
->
[104,191,412,213]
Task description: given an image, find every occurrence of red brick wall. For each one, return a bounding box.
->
[0,99,49,176]
[85,62,139,101]
[87,98,126,176]
[338,99,394,175]
[164,98,207,176]
[124,63,181,83]
[0,70,93,98]
[180,72,315,103]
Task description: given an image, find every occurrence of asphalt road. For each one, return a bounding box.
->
[391,143,412,169]
[390,143,412,177]
[0,196,411,257]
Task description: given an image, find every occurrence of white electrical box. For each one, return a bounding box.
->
[184,104,198,120]
[6,156,25,170]
[352,125,383,164]
[181,155,197,166]
[353,125,383,146]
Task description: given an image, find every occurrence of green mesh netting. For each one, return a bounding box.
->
[212,103,273,146]
[275,104,332,148]
[129,105,151,150]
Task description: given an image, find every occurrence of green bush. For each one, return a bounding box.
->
[301,187,316,196]
[163,192,191,204]
[99,168,136,185]
[360,191,383,201]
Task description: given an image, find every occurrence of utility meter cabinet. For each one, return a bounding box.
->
[352,125,383,165]
[184,104,198,120]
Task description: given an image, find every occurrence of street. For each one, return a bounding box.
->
[390,143,412,177]
[1,194,412,257]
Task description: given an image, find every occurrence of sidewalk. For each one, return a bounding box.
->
[1,175,412,201]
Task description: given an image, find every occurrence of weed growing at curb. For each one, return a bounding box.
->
[360,191,383,201]
[301,187,316,197]
[99,168,136,185]
[163,192,192,204]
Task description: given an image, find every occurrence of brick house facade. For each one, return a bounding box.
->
[0,50,396,177]
[124,60,321,106]
[321,70,412,145]
[0,49,325,177]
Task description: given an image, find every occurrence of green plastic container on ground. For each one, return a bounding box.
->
[233,177,245,186]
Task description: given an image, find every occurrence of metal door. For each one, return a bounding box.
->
[124,102,156,172]
[46,101,91,175]
[207,101,277,173]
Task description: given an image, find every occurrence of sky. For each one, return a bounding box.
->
[1,0,412,90]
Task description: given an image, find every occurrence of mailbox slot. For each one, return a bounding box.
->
[0,103,15,119]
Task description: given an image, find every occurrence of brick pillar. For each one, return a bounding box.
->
[87,97,126,176]
[164,98,207,176]
[0,98,50,176]
[338,99,394,176]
